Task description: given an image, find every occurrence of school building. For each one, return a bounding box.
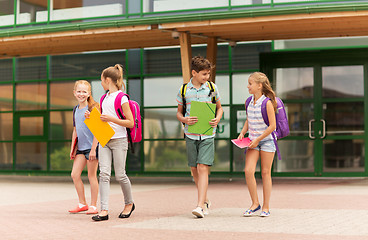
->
[1,0,368,177]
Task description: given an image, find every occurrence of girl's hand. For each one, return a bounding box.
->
[209,117,220,127]
[100,114,113,122]
[89,149,97,161]
[237,133,244,140]
[84,110,91,119]
[185,116,198,125]
[248,138,260,149]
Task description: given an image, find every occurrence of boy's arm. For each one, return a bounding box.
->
[177,104,198,125]
[209,100,223,127]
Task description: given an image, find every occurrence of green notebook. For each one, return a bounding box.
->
[188,101,216,135]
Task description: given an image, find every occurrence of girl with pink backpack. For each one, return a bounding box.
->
[86,64,136,221]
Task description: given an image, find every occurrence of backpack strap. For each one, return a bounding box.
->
[245,96,252,115]
[207,80,216,104]
[100,93,107,113]
[261,97,282,160]
[180,83,188,127]
[72,105,78,127]
[114,92,135,153]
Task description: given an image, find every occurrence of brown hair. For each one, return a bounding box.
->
[102,64,125,91]
[191,56,213,73]
[74,80,99,111]
[250,72,277,111]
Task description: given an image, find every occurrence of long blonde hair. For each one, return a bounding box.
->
[74,80,99,111]
[250,72,277,111]
[102,64,125,91]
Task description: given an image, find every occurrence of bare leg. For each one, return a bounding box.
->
[260,151,275,212]
[244,149,260,209]
[71,155,87,205]
[196,164,210,209]
[87,159,99,207]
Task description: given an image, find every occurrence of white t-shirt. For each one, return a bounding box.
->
[101,90,129,139]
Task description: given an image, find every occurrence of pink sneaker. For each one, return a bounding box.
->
[86,206,98,215]
[69,205,88,213]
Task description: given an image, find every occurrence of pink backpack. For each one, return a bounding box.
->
[100,92,142,153]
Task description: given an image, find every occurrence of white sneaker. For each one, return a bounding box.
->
[203,200,211,215]
[192,206,204,218]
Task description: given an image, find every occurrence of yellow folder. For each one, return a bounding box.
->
[84,107,115,147]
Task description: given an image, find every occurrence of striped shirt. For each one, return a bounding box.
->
[247,95,272,141]
[176,79,221,140]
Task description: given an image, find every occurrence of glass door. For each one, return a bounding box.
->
[271,65,365,176]
[272,67,316,174]
[321,66,365,173]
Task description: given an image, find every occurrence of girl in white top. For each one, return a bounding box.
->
[86,64,135,221]
[238,72,277,217]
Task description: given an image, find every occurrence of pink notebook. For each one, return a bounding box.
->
[231,137,251,149]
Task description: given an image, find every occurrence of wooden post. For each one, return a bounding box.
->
[179,32,192,83]
[206,37,218,83]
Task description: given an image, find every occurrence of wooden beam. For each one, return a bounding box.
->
[206,37,217,83]
[179,32,192,84]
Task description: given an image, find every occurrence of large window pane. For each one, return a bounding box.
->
[287,103,314,137]
[0,113,12,140]
[20,116,43,136]
[16,57,47,81]
[0,0,14,26]
[144,48,181,74]
[16,82,47,110]
[0,85,13,111]
[50,52,125,79]
[274,140,314,172]
[0,59,13,82]
[324,139,364,172]
[16,142,47,170]
[50,142,73,171]
[232,42,271,70]
[275,67,314,99]
[144,140,187,171]
[232,73,251,104]
[144,76,181,107]
[323,102,364,136]
[211,140,230,172]
[0,143,12,170]
[215,75,229,105]
[50,81,77,109]
[19,0,47,24]
[144,0,228,12]
[50,111,74,140]
[144,108,183,139]
[215,106,230,138]
[322,66,363,98]
[44,0,124,22]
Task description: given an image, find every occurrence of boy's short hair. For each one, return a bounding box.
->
[191,56,213,73]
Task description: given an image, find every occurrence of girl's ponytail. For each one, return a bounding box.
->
[115,64,125,91]
[102,64,126,92]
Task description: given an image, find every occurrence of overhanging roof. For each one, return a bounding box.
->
[1,4,368,58]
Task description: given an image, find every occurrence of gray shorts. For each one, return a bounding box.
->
[185,137,215,167]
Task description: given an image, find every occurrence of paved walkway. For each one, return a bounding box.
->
[1,175,368,240]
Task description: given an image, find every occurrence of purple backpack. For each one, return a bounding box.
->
[246,96,289,160]
[100,92,142,153]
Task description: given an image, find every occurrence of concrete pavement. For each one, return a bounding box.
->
[1,175,368,240]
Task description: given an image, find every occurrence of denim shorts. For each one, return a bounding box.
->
[251,139,276,153]
[76,146,98,160]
